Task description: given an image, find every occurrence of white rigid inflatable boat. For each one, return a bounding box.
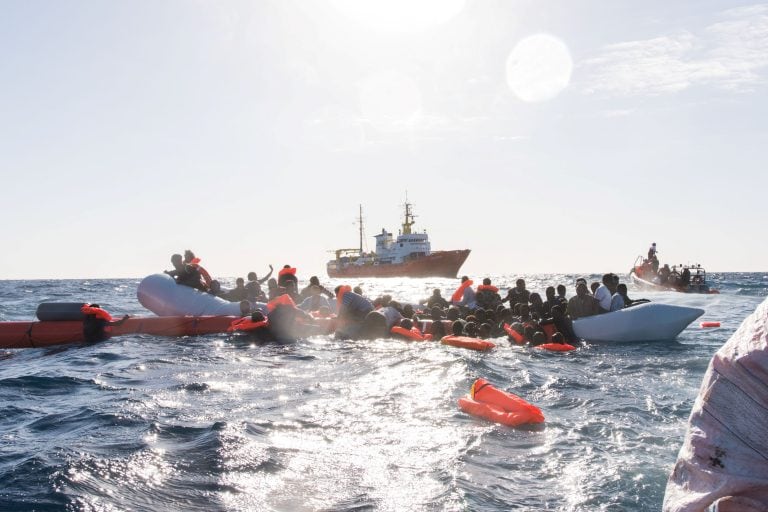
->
[137,274,266,317]
[572,302,704,342]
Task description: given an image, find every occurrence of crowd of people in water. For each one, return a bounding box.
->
[163,250,649,345]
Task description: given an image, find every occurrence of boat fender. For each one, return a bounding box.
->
[451,280,474,303]
[441,335,495,351]
[503,323,525,344]
[36,302,89,322]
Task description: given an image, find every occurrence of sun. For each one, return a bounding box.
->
[330,0,466,33]
[506,34,573,102]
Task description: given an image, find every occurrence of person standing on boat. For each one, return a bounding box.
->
[648,242,658,261]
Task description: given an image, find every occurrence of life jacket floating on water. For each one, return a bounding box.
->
[458,378,544,427]
[535,342,576,352]
[441,335,495,351]
[80,304,113,322]
[391,326,432,341]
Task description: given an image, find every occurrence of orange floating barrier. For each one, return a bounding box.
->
[441,335,495,351]
[458,378,544,427]
[700,321,721,328]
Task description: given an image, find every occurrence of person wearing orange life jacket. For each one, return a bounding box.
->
[334,285,374,324]
[451,276,477,310]
[165,253,206,291]
[475,278,502,310]
[80,304,129,343]
[183,250,212,290]
[277,265,298,289]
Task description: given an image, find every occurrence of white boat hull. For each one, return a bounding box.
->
[572,302,704,342]
[137,274,254,317]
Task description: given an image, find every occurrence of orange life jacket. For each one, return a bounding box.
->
[187,259,212,287]
[267,294,296,313]
[541,323,557,342]
[80,304,113,322]
[476,284,499,293]
[391,326,431,341]
[441,335,495,351]
[458,378,544,426]
[227,317,269,332]
[451,280,474,303]
[278,267,297,277]
[336,285,352,310]
[503,323,525,344]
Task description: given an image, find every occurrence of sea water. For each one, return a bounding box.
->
[1,273,766,511]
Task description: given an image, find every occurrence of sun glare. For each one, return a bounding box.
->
[330,0,466,33]
[506,34,573,102]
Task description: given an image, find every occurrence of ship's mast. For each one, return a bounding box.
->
[402,195,416,235]
[358,204,364,253]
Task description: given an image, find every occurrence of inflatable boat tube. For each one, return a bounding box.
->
[138,274,266,317]
[441,335,495,351]
[0,315,238,349]
[571,302,704,342]
[458,378,544,427]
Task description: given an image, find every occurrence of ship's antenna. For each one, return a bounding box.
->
[357,204,365,254]
[402,192,416,235]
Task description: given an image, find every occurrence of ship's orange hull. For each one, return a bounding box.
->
[327,250,470,279]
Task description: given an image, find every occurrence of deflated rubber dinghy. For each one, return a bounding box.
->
[572,302,704,342]
[663,297,768,512]
[138,273,253,317]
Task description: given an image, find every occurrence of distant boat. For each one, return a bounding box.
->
[629,256,719,294]
[326,201,470,279]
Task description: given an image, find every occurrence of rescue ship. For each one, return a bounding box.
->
[327,202,470,279]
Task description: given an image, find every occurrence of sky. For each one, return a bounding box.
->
[1,0,766,279]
